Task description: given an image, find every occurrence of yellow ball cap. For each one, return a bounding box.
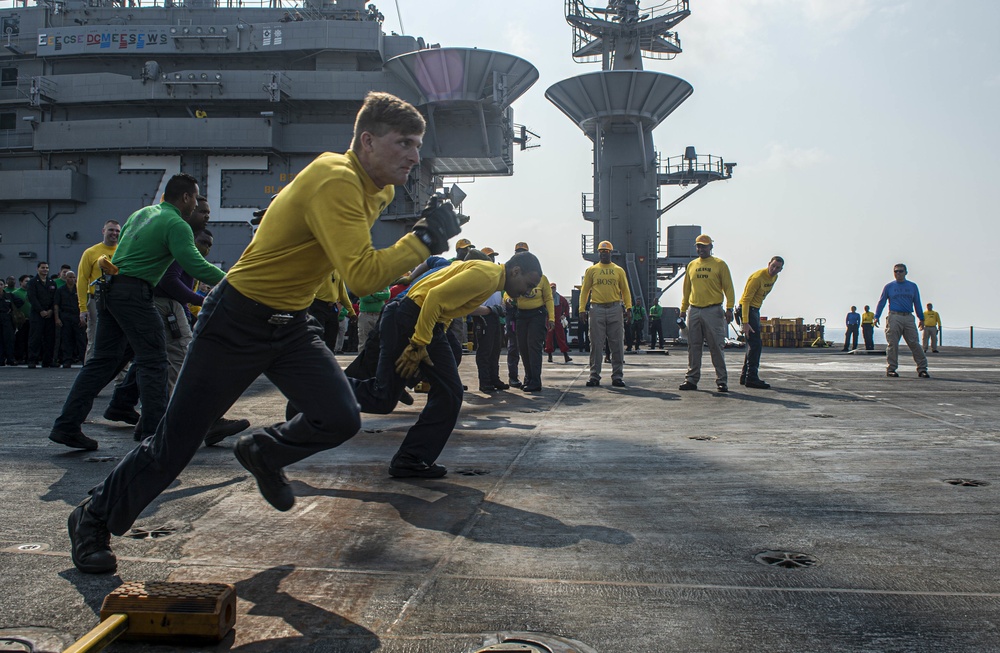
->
[598,240,613,251]
[695,234,713,246]
[481,247,496,256]
[514,241,529,252]
[456,238,474,249]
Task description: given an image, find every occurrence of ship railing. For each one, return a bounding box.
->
[659,153,728,176]
[0,0,373,18]
[565,0,689,24]
[0,130,33,149]
[565,0,690,63]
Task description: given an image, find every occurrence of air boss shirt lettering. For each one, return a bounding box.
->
[579,262,632,311]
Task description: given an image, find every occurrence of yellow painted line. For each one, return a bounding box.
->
[63,613,127,653]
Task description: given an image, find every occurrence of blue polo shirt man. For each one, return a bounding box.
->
[843,306,860,351]
[874,263,928,378]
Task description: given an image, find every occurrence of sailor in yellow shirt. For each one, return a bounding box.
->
[67,92,467,575]
[861,305,876,351]
[579,240,632,387]
[922,303,941,353]
[738,256,783,389]
[679,234,736,393]
[509,242,554,392]
[75,219,120,362]
[352,252,543,477]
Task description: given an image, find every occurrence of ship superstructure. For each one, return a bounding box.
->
[546,0,733,314]
[0,0,537,272]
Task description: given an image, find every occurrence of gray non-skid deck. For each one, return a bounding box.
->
[2,346,998,652]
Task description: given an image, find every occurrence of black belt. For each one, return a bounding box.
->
[888,311,911,315]
[221,281,307,325]
[517,306,547,315]
[111,274,151,289]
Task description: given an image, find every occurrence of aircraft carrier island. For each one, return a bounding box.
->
[0,0,537,272]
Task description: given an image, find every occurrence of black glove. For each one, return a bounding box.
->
[489,304,505,319]
[411,195,462,255]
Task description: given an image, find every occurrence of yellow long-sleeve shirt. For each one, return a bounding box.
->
[579,262,632,312]
[681,256,735,312]
[406,260,506,346]
[226,150,429,310]
[739,267,779,324]
[76,242,117,312]
[314,271,355,316]
[862,311,875,325]
[514,273,555,321]
[924,309,941,327]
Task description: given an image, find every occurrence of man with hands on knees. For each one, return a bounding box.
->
[352,251,543,477]
[738,256,784,389]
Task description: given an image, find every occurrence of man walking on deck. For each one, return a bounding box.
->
[874,263,929,378]
[49,174,225,450]
[648,301,664,349]
[77,220,120,362]
[545,282,572,363]
[843,306,860,351]
[922,303,941,353]
[861,305,876,351]
[678,234,735,393]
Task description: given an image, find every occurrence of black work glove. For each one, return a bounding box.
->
[489,304,505,319]
[411,195,463,255]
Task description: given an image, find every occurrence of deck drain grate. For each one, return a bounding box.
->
[126,526,176,540]
[362,428,384,434]
[0,638,32,652]
[754,550,818,569]
[85,456,116,463]
[457,469,490,476]
[518,409,541,414]
[943,478,990,487]
[809,414,835,418]
[688,435,717,441]
[469,630,598,652]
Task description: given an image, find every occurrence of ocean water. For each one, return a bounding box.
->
[820,326,1000,350]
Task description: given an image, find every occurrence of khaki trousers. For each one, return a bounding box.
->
[922,326,939,351]
[588,302,624,382]
[886,312,927,373]
[685,304,728,385]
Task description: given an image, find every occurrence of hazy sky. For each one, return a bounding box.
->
[386,1,999,327]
